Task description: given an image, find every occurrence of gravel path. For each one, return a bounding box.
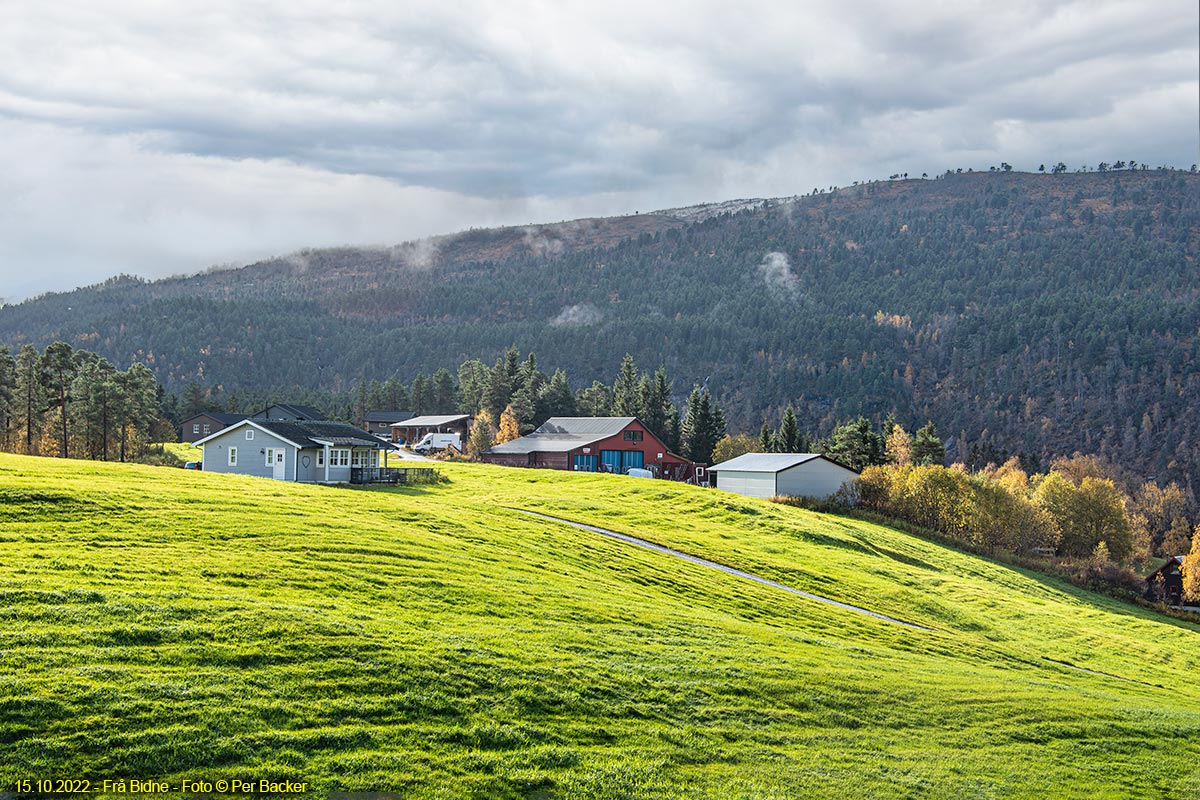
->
[514,509,931,631]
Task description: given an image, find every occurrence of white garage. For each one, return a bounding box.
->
[709,453,859,500]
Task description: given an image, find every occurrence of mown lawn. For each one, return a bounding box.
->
[2,454,1199,798]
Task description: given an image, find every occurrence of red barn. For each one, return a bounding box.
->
[481,417,701,480]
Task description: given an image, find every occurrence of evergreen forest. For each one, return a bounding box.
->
[2,168,1197,486]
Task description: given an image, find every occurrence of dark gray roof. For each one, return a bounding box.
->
[252,420,391,449]
[709,453,858,473]
[485,417,639,455]
[183,412,248,425]
[365,410,416,423]
[251,403,327,421]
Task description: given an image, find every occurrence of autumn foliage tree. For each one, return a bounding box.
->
[496,405,521,444]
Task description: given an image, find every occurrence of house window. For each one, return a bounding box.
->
[351,451,364,468]
[192,423,200,435]
[623,430,643,442]
[228,447,237,466]
[246,430,255,440]
[203,424,211,435]
[265,448,275,466]
[332,449,350,466]
[317,450,325,467]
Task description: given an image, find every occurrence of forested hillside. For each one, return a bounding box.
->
[2,169,1197,483]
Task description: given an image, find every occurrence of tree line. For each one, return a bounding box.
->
[0,343,164,462]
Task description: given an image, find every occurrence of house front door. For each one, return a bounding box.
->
[274,449,286,479]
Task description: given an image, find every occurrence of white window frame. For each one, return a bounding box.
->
[192,423,200,435]
[203,424,211,435]
[332,448,350,467]
[317,449,325,467]
[228,447,237,466]
[246,429,255,440]
[265,448,275,467]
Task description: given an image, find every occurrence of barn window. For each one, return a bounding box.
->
[623,430,643,442]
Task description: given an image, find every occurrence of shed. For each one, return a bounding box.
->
[363,410,416,438]
[390,414,472,444]
[1145,556,1186,604]
[709,453,858,500]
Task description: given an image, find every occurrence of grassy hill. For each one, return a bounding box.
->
[4,453,1200,798]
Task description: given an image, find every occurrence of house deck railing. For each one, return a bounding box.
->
[349,467,437,485]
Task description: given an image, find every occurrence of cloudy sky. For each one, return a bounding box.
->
[0,0,1196,302]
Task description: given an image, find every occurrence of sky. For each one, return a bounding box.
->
[0,0,1196,302]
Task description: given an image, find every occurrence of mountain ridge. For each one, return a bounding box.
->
[2,169,1198,483]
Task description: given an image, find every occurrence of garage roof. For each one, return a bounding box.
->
[709,453,830,473]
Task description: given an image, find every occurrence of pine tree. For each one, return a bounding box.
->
[456,360,489,415]
[14,345,41,455]
[912,421,945,465]
[662,405,682,454]
[432,369,457,413]
[778,405,801,452]
[759,421,773,453]
[640,367,673,442]
[410,373,433,415]
[681,386,725,463]
[115,363,159,462]
[537,370,576,421]
[0,346,15,452]
[824,417,884,471]
[576,381,612,416]
[496,404,521,444]
[611,354,643,417]
[39,342,77,458]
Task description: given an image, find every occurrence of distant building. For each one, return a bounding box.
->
[481,417,700,480]
[250,403,326,422]
[709,453,858,500]
[180,412,249,443]
[390,414,472,445]
[363,410,416,438]
[194,419,393,483]
[1145,556,1186,605]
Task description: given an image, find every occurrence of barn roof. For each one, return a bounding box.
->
[709,453,856,473]
[536,417,637,436]
[484,417,640,455]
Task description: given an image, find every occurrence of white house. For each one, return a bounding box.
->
[708,453,859,499]
[194,419,393,483]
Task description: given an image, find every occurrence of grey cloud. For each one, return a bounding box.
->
[0,0,1194,298]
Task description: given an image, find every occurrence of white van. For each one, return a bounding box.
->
[413,433,461,454]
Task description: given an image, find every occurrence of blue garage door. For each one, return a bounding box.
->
[573,454,597,472]
[601,450,643,473]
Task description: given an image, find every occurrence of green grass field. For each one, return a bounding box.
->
[3,453,1199,798]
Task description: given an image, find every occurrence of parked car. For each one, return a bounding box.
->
[184,461,203,470]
